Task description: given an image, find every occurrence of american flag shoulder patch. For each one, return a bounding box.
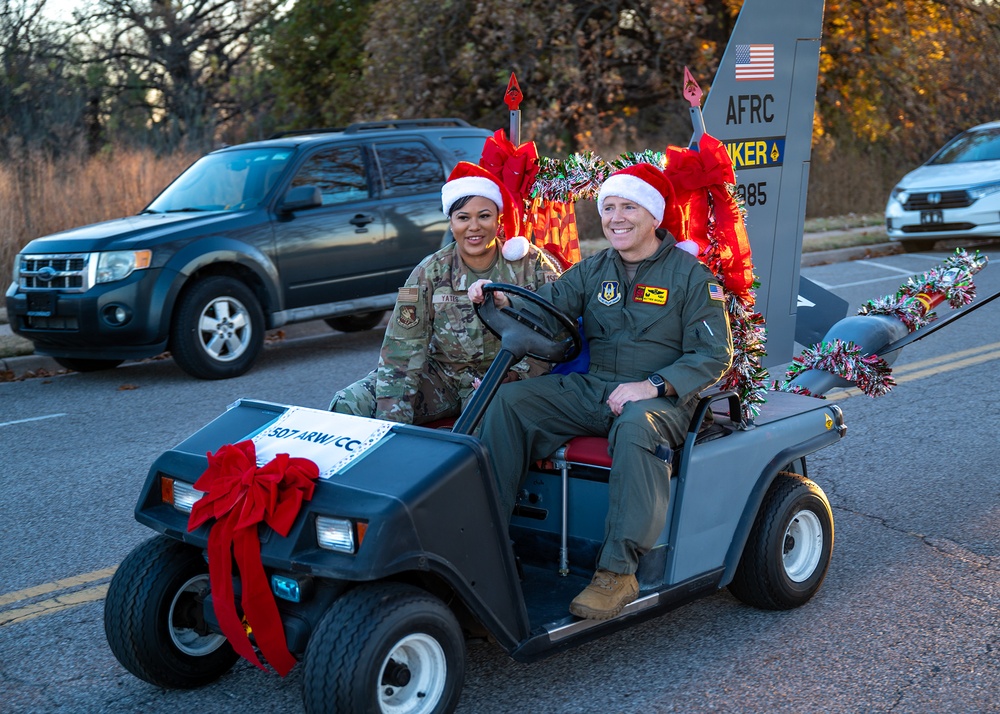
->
[708,283,725,301]
[397,286,420,303]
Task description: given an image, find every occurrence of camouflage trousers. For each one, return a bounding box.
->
[329,362,468,425]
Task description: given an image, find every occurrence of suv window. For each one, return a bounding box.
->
[440,134,494,163]
[291,145,370,205]
[372,140,445,196]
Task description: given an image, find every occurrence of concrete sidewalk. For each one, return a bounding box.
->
[0,239,904,381]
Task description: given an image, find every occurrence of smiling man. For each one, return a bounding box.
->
[469,163,733,620]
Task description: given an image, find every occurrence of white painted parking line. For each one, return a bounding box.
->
[0,413,67,428]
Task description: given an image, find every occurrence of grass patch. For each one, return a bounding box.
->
[803,213,884,232]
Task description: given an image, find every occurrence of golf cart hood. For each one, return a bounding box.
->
[134,398,526,640]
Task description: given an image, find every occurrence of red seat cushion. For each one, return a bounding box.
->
[563,436,612,468]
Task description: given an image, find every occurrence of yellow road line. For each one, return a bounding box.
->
[0,566,117,607]
[1,584,109,626]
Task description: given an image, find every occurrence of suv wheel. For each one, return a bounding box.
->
[324,311,386,333]
[170,276,264,380]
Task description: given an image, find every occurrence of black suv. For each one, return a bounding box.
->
[5,119,490,378]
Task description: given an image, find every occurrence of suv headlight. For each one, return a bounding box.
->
[890,187,909,206]
[96,249,152,284]
[967,181,1000,201]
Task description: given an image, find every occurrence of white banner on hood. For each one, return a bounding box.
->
[251,406,392,479]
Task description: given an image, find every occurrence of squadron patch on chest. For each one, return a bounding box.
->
[632,284,668,305]
[598,280,622,306]
[396,305,420,329]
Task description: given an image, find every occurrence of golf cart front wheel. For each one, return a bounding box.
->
[729,472,834,610]
[302,582,465,714]
[104,535,237,688]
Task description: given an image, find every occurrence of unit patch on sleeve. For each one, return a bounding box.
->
[396,305,420,329]
[397,286,420,304]
[598,281,622,306]
[632,284,668,305]
[708,283,726,301]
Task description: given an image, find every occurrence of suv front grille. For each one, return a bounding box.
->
[19,254,91,292]
[902,191,971,210]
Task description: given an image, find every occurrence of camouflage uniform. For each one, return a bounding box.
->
[330,242,561,424]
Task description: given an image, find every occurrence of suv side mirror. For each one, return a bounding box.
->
[279,185,322,213]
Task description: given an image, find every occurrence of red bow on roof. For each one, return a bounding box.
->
[663,133,754,301]
[479,129,540,206]
[188,440,318,677]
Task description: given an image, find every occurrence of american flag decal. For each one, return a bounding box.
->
[708,283,725,301]
[734,44,774,81]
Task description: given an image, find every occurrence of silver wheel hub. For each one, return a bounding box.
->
[377,633,447,714]
[782,509,824,582]
[168,574,228,656]
[198,296,251,362]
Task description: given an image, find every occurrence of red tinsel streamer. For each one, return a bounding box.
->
[188,441,319,676]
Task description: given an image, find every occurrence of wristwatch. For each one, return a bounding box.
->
[647,373,666,398]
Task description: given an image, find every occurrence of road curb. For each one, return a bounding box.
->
[0,353,66,380]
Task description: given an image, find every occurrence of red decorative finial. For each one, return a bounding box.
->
[505,73,523,111]
[683,67,703,108]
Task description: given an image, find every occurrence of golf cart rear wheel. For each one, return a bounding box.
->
[104,535,237,688]
[728,472,834,610]
[302,582,465,714]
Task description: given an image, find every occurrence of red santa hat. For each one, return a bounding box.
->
[441,161,529,260]
[597,162,695,253]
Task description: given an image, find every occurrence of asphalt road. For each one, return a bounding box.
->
[1,249,998,713]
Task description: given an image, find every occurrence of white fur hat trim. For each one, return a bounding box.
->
[597,174,666,223]
[441,176,504,216]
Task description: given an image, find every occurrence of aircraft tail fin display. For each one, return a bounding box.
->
[701,0,841,366]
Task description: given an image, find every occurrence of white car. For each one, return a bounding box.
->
[885,120,1000,251]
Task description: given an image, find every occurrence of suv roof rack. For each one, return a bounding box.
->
[344,118,471,133]
[267,118,472,140]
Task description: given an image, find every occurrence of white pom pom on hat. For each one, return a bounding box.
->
[501,235,530,261]
[674,239,699,256]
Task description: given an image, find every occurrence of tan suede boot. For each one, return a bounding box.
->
[568,569,638,620]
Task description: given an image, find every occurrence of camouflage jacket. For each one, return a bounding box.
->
[374,242,562,422]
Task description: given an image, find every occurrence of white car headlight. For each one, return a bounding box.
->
[890,187,909,206]
[967,181,1000,201]
[96,249,151,284]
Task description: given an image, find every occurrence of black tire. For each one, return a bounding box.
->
[53,357,124,372]
[324,310,386,333]
[169,276,264,379]
[302,583,465,714]
[104,535,237,688]
[728,472,834,610]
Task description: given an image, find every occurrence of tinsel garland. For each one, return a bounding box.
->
[532,152,609,202]
[780,339,896,398]
[776,249,988,398]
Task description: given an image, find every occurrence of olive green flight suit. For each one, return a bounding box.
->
[480,233,733,575]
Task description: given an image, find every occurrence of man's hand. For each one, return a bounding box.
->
[607,379,672,415]
[468,279,510,308]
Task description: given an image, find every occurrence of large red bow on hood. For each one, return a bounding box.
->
[188,440,318,676]
[663,133,754,301]
[479,129,540,206]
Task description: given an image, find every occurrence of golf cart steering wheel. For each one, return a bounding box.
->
[474,283,582,363]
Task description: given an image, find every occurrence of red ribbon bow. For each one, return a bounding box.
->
[188,440,319,676]
[663,133,754,301]
[479,129,540,206]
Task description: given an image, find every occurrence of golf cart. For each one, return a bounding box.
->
[104,282,845,713]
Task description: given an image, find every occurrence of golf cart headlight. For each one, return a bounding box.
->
[890,187,909,206]
[316,516,360,553]
[96,249,151,284]
[161,477,202,513]
[967,181,1000,201]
